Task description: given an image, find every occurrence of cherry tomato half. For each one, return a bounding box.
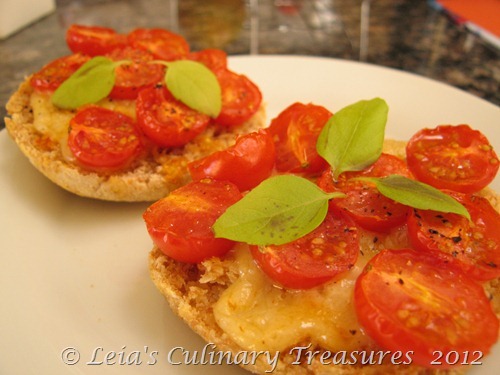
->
[187,48,228,71]
[250,211,359,289]
[136,85,211,148]
[354,248,499,369]
[188,130,275,191]
[66,24,128,56]
[267,102,331,176]
[30,53,90,92]
[127,28,189,61]
[68,106,142,171]
[318,153,412,232]
[214,68,263,127]
[407,190,500,281]
[143,179,242,263]
[406,124,499,193]
[106,47,165,100]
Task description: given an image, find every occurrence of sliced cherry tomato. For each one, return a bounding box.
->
[407,190,500,281]
[318,153,412,232]
[267,102,331,175]
[68,106,142,171]
[406,124,499,193]
[187,48,227,71]
[354,248,499,369]
[127,28,189,61]
[250,212,359,289]
[106,47,165,100]
[66,24,128,56]
[143,179,242,263]
[188,130,275,191]
[30,53,90,92]
[213,68,262,127]
[136,85,211,148]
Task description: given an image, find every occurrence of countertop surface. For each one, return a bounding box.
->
[1,0,499,130]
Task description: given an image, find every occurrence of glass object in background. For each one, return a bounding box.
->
[247,0,355,58]
[178,0,249,54]
[53,0,355,58]
[359,0,371,61]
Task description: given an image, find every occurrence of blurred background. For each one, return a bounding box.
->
[1,0,498,129]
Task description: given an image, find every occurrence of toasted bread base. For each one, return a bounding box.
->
[149,247,475,375]
[148,140,499,375]
[4,78,266,202]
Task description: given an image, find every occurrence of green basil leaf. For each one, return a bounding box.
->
[213,175,344,246]
[317,98,388,179]
[52,56,116,109]
[165,60,222,117]
[362,175,471,220]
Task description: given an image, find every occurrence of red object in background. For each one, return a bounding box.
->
[437,0,500,37]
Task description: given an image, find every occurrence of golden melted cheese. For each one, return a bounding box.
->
[213,227,411,353]
[30,91,136,143]
[30,92,74,142]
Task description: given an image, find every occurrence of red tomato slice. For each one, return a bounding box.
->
[30,53,90,92]
[213,68,263,127]
[188,130,275,191]
[143,179,242,263]
[267,102,331,176]
[318,153,412,232]
[106,47,165,100]
[66,24,128,56]
[407,190,500,281]
[406,124,499,193]
[354,248,499,369]
[127,28,189,61]
[68,106,142,171]
[250,212,359,289]
[187,48,228,71]
[136,86,211,148]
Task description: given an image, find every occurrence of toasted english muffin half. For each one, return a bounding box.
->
[4,78,266,202]
[149,246,489,375]
[148,140,499,375]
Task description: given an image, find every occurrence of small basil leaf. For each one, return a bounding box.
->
[165,60,222,117]
[213,175,343,246]
[361,175,471,220]
[317,98,388,179]
[52,56,116,109]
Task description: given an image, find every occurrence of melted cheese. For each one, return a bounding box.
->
[30,91,136,143]
[213,228,411,353]
[30,92,74,142]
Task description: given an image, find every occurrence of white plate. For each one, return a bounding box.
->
[1,56,499,375]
